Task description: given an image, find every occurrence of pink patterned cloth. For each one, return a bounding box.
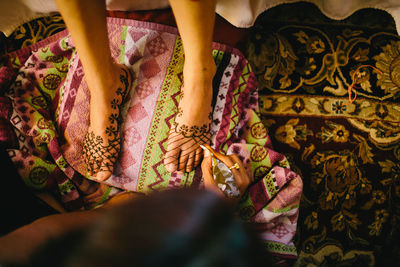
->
[0,18,302,261]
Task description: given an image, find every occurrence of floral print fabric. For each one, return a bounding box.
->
[245,3,400,266]
[1,14,302,264]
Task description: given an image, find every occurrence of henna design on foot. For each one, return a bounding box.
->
[83,131,120,174]
[164,112,212,173]
[83,67,133,180]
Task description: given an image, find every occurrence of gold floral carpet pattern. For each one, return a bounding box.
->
[244,3,400,266]
[2,4,400,266]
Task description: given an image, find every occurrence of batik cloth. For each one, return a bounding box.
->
[0,18,302,260]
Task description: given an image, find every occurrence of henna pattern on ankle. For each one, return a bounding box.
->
[171,112,212,138]
[83,67,132,176]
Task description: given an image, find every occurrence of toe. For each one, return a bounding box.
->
[93,158,102,174]
[165,160,178,173]
[87,157,100,177]
[93,169,112,182]
[193,147,203,168]
[164,149,179,173]
[92,159,113,181]
[178,153,189,173]
[164,133,181,173]
[185,152,195,172]
[86,159,94,176]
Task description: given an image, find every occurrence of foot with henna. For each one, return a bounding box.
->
[164,60,215,173]
[83,64,133,181]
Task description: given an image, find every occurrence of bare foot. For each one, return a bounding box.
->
[83,64,133,181]
[164,61,215,173]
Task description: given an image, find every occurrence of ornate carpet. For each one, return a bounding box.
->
[244,3,400,266]
[1,2,400,266]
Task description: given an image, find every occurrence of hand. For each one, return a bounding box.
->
[201,144,252,202]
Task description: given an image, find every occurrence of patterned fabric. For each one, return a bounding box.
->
[5,15,65,54]
[0,17,302,262]
[244,3,400,266]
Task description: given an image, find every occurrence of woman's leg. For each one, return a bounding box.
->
[165,0,217,173]
[55,0,133,181]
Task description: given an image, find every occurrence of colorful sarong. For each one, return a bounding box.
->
[0,18,302,260]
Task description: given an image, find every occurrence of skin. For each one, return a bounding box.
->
[55,0,132,182]
[164,0,217,173]
[54,0,217,180]
[201,144,253,202]
[0,191,139,265]
[0,2,248,265]
[0,149,250,265]
[0,209,101,264]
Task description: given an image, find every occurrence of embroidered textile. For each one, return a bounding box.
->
[0,17,302,260]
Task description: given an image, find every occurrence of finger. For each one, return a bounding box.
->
[217,154,236,172]
[229,166,246,192]
[229,154,251,193]
[238,163,252,185]
[201,155,215,187]
[203,144,246,188]
[203,144,215,156]
[203,144,236,170]
[230,154,249,180]
[202,144,250,196]
[201,154,213,178]
[234,157,251,185]
[201,156,223,197]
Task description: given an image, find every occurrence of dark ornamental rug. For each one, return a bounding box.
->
[244,2,400,267]
[2,3,400,266]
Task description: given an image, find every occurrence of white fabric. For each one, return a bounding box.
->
[1,0,400,37]
[215,0,400,30]
[0,0,169,36]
